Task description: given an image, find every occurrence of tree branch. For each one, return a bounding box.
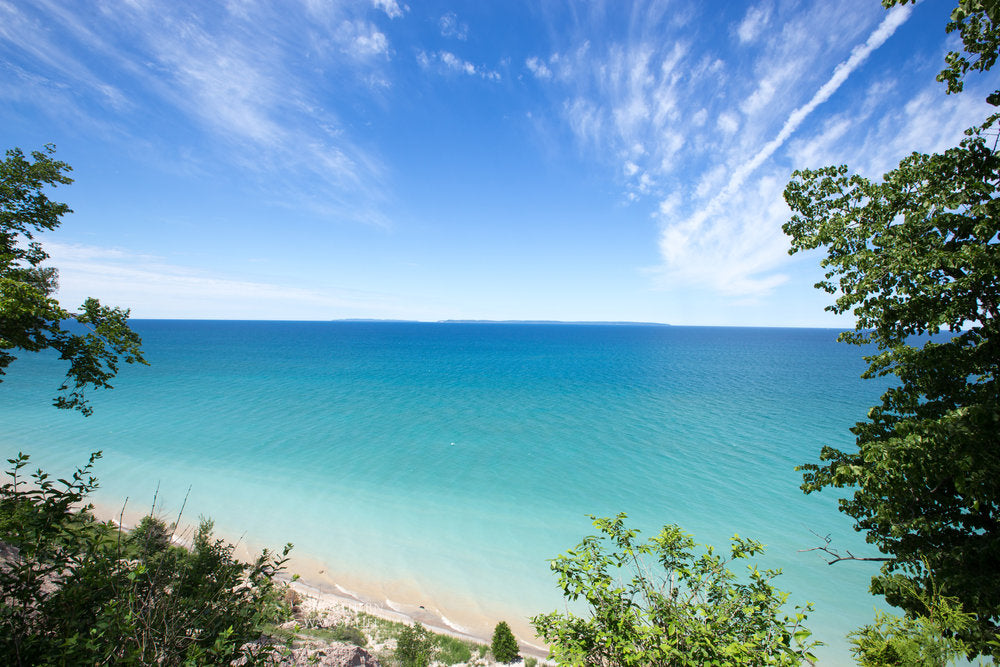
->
[799,531,892,565]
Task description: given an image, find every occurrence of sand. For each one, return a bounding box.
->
[88,498,552,661]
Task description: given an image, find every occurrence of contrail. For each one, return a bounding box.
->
[662,4,914,261]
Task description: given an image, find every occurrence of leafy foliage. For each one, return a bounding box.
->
[0,452,293,666]
[531,514,817,666]
[884,0,1000,103]
[490,620,519,664]
[0,145,145,415]
[783,0,1000,658]
[783,19,1000,659]
[849,582,978,667]
[394,621,435,667]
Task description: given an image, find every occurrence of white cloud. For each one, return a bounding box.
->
[0,1,392,226]
[44,243,400,320]
[728,5,912,194]
[716,111,740,134]
[739,72,779,114]
[525,56,552,79]
[338,21,389,58]
[439,12,468,40]
[656,5,915,297]
[373,0,406,19]
[564,97,603,150]
[737,3,771,44]
[425,51,500,80]
[441,51,475,75]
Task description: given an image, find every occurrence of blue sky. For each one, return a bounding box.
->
[1,0,995,325]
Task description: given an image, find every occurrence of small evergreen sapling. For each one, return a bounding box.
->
[491,620,519,664]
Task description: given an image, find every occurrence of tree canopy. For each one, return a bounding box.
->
[783,0,1000,656]
[0,145,145,415]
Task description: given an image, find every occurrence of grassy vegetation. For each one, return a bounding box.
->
[354,611,487,665]
[298,623,368,647]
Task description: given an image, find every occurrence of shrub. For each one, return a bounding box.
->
[127,514,174,556]
[395,621,434,667]
[491,620,519,663]
[531,514,818,666]
[0,451,292,666]
[849,582,976,667]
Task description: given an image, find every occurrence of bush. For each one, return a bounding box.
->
[395,621,434,667]
[491,620,519,663]
[0,451,292,666]
[332,624,368,647]
[531,514,818,666]
[849,583,976,667]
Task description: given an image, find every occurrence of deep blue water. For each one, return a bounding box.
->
[1,321,890,663]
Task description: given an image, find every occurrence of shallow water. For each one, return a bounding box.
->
[1,321,890,663]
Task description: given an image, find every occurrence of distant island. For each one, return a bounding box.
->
[332,319,671,326]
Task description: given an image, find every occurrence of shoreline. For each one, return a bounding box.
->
[89,498,553,661]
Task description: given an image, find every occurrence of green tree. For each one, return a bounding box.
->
[531,514,817,666]
[490,621,519,664]
[783,117,1000,653]
[0,452,293,665]
[783,0,1000,657]
[1,144,145,416]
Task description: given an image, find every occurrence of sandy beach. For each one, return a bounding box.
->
[89,497,553,661]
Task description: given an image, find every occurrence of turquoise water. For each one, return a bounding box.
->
[2,321,889,663]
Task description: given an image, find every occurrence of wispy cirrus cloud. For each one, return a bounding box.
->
[525,56,552,80]
[44,242,405,320]
[524,0,990,300]
[417,50,500,80]
[0,0,398,226]
[439,12,469,40]
[736,2,771,44]
[372,0,407,20]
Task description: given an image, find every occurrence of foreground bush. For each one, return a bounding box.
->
[532,514,818,666]
[0,451,292,666]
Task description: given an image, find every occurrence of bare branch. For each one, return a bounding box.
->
[799,531,892,565]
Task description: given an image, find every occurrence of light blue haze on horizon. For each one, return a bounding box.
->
[1,0,995,326]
